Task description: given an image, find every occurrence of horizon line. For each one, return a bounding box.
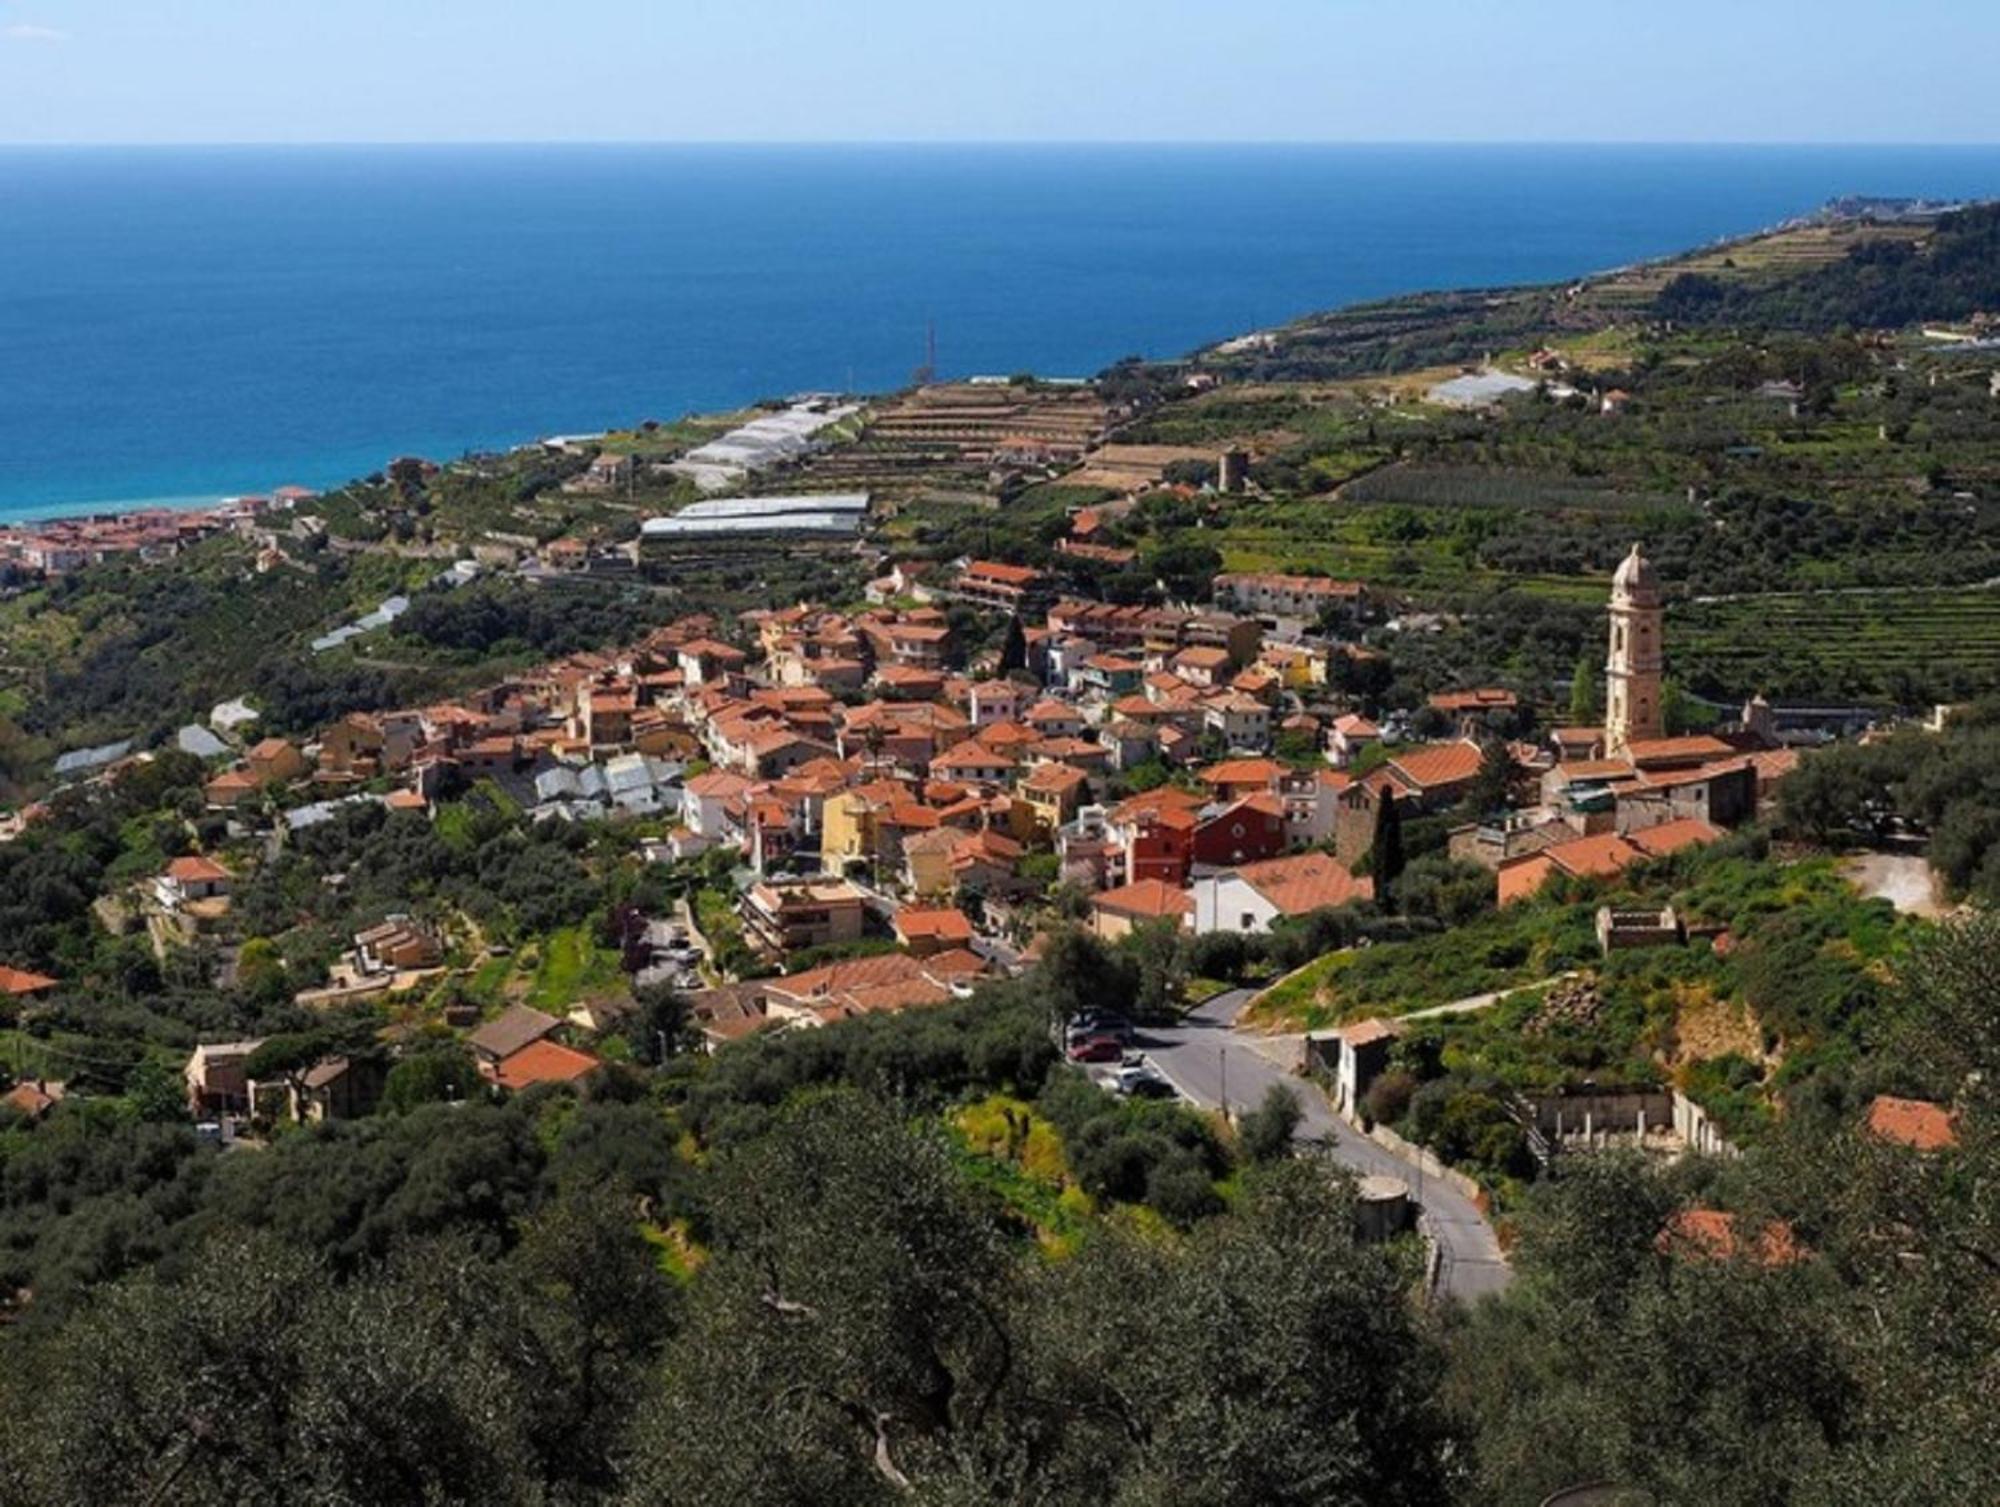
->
[3,137,2000,151]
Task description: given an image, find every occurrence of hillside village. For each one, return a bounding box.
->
[0,521,1937,1176]
[3,202,2000,1507]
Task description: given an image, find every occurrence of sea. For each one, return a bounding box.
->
[5,142,2000,524]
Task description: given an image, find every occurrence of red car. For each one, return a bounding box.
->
[1067,1034,1125,1064]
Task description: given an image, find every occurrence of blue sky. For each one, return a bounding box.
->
[0,0,1993,145]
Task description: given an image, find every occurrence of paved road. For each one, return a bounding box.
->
[1141,989,1511,1302]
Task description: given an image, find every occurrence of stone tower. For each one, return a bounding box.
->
[1605,543,1664,757]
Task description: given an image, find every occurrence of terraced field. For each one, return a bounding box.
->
[1675,586,2000,700]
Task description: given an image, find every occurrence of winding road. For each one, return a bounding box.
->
[1141,989,1511,1302]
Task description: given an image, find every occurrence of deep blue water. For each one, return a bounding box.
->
[4,143,2000,522]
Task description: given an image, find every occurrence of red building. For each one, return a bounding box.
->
[1190,793,1288,872]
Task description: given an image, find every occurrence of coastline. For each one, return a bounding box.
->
[0,492,235,529]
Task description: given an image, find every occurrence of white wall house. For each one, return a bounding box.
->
[1190,871,1281,936]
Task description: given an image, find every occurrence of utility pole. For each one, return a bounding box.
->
[1219,1045,1229,1121]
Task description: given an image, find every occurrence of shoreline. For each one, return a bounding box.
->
[0,492,237,530]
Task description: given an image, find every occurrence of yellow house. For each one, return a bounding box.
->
[1259,641,1328,691]
[821,789,880,868]
[902,827,962,899]
[821,782,904,869]
[1018,762,1086,838]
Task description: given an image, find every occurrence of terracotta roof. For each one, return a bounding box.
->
[1337,1017,1404,1048]
[962,560,1041,586]
[1023,762,1086,795]
[1542,832,1646,880]
[895,906,976,944]
[931,741,1011,773]
[768,952,930,1002]
[494,1039,601,1091]
[1388,740,1485,791]
[1,1080,63,1118]
[840,976,955,1013]
[1200,757,1287,788]
[1627,818,1725,858]
[685,769,755,798]
[165,855,232,884]
[0,965,59,997]
[1233,851,1373,915]
[1173,646,1232,669]
[1092,879,1193,919]
[1556,758,1638,781]
[1625,735,1735,766]
[1429,688,1518,713]
[1865,1095,1958,1151]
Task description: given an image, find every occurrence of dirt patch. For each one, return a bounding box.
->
[1670,985,1766,1067]
[1841,852,1948,919]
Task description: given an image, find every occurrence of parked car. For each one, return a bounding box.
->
[1114,1061,1175,1099]
[1065,1012,1132,1046]
[1067,1034,1125,1064]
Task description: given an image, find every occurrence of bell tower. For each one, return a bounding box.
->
[1605,543,1664,757]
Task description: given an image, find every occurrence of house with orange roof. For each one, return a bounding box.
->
[676,638,749,687]
[1201,691,1272,751]
[1090,878,1193,941]
[1213,572,1366,621]
[876,620,953,669]
[1626,817,1725,858]
[1025,699,1084,738]
[967,680,1026,726]
[1192,850,1371,935]
[1171,644,1234,688]
[1019,761,1088,835]
[1428,687,1519,735]
[929,740,1015,788]
[245,736,309,786]
[1376,739,1486,809]
[739,877,868,957]
[1497,832,1645,906]
[1199,757,1287,800]
[894,905,976,956]
[317,712,389,780]
[761,950,979,1026]
[0,964,59,999]
[203,766,262,810]
[1189,792,1289,872]
[946,827,1025,895]
[1075,653,1145,698]
[1326,712,1381,768]
[157,854,233,909]
[683,768,755,842]
[944,559,1048,616]
[820,780,912,870]
[1,1078,64,1122]
[873,664,947,701]
[493,1039,602,1092]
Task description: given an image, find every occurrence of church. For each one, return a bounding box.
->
[1453,545,1799,899]
[1605,543,1664,758]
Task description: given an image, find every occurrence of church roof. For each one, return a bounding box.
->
[1612,542,1660,597]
